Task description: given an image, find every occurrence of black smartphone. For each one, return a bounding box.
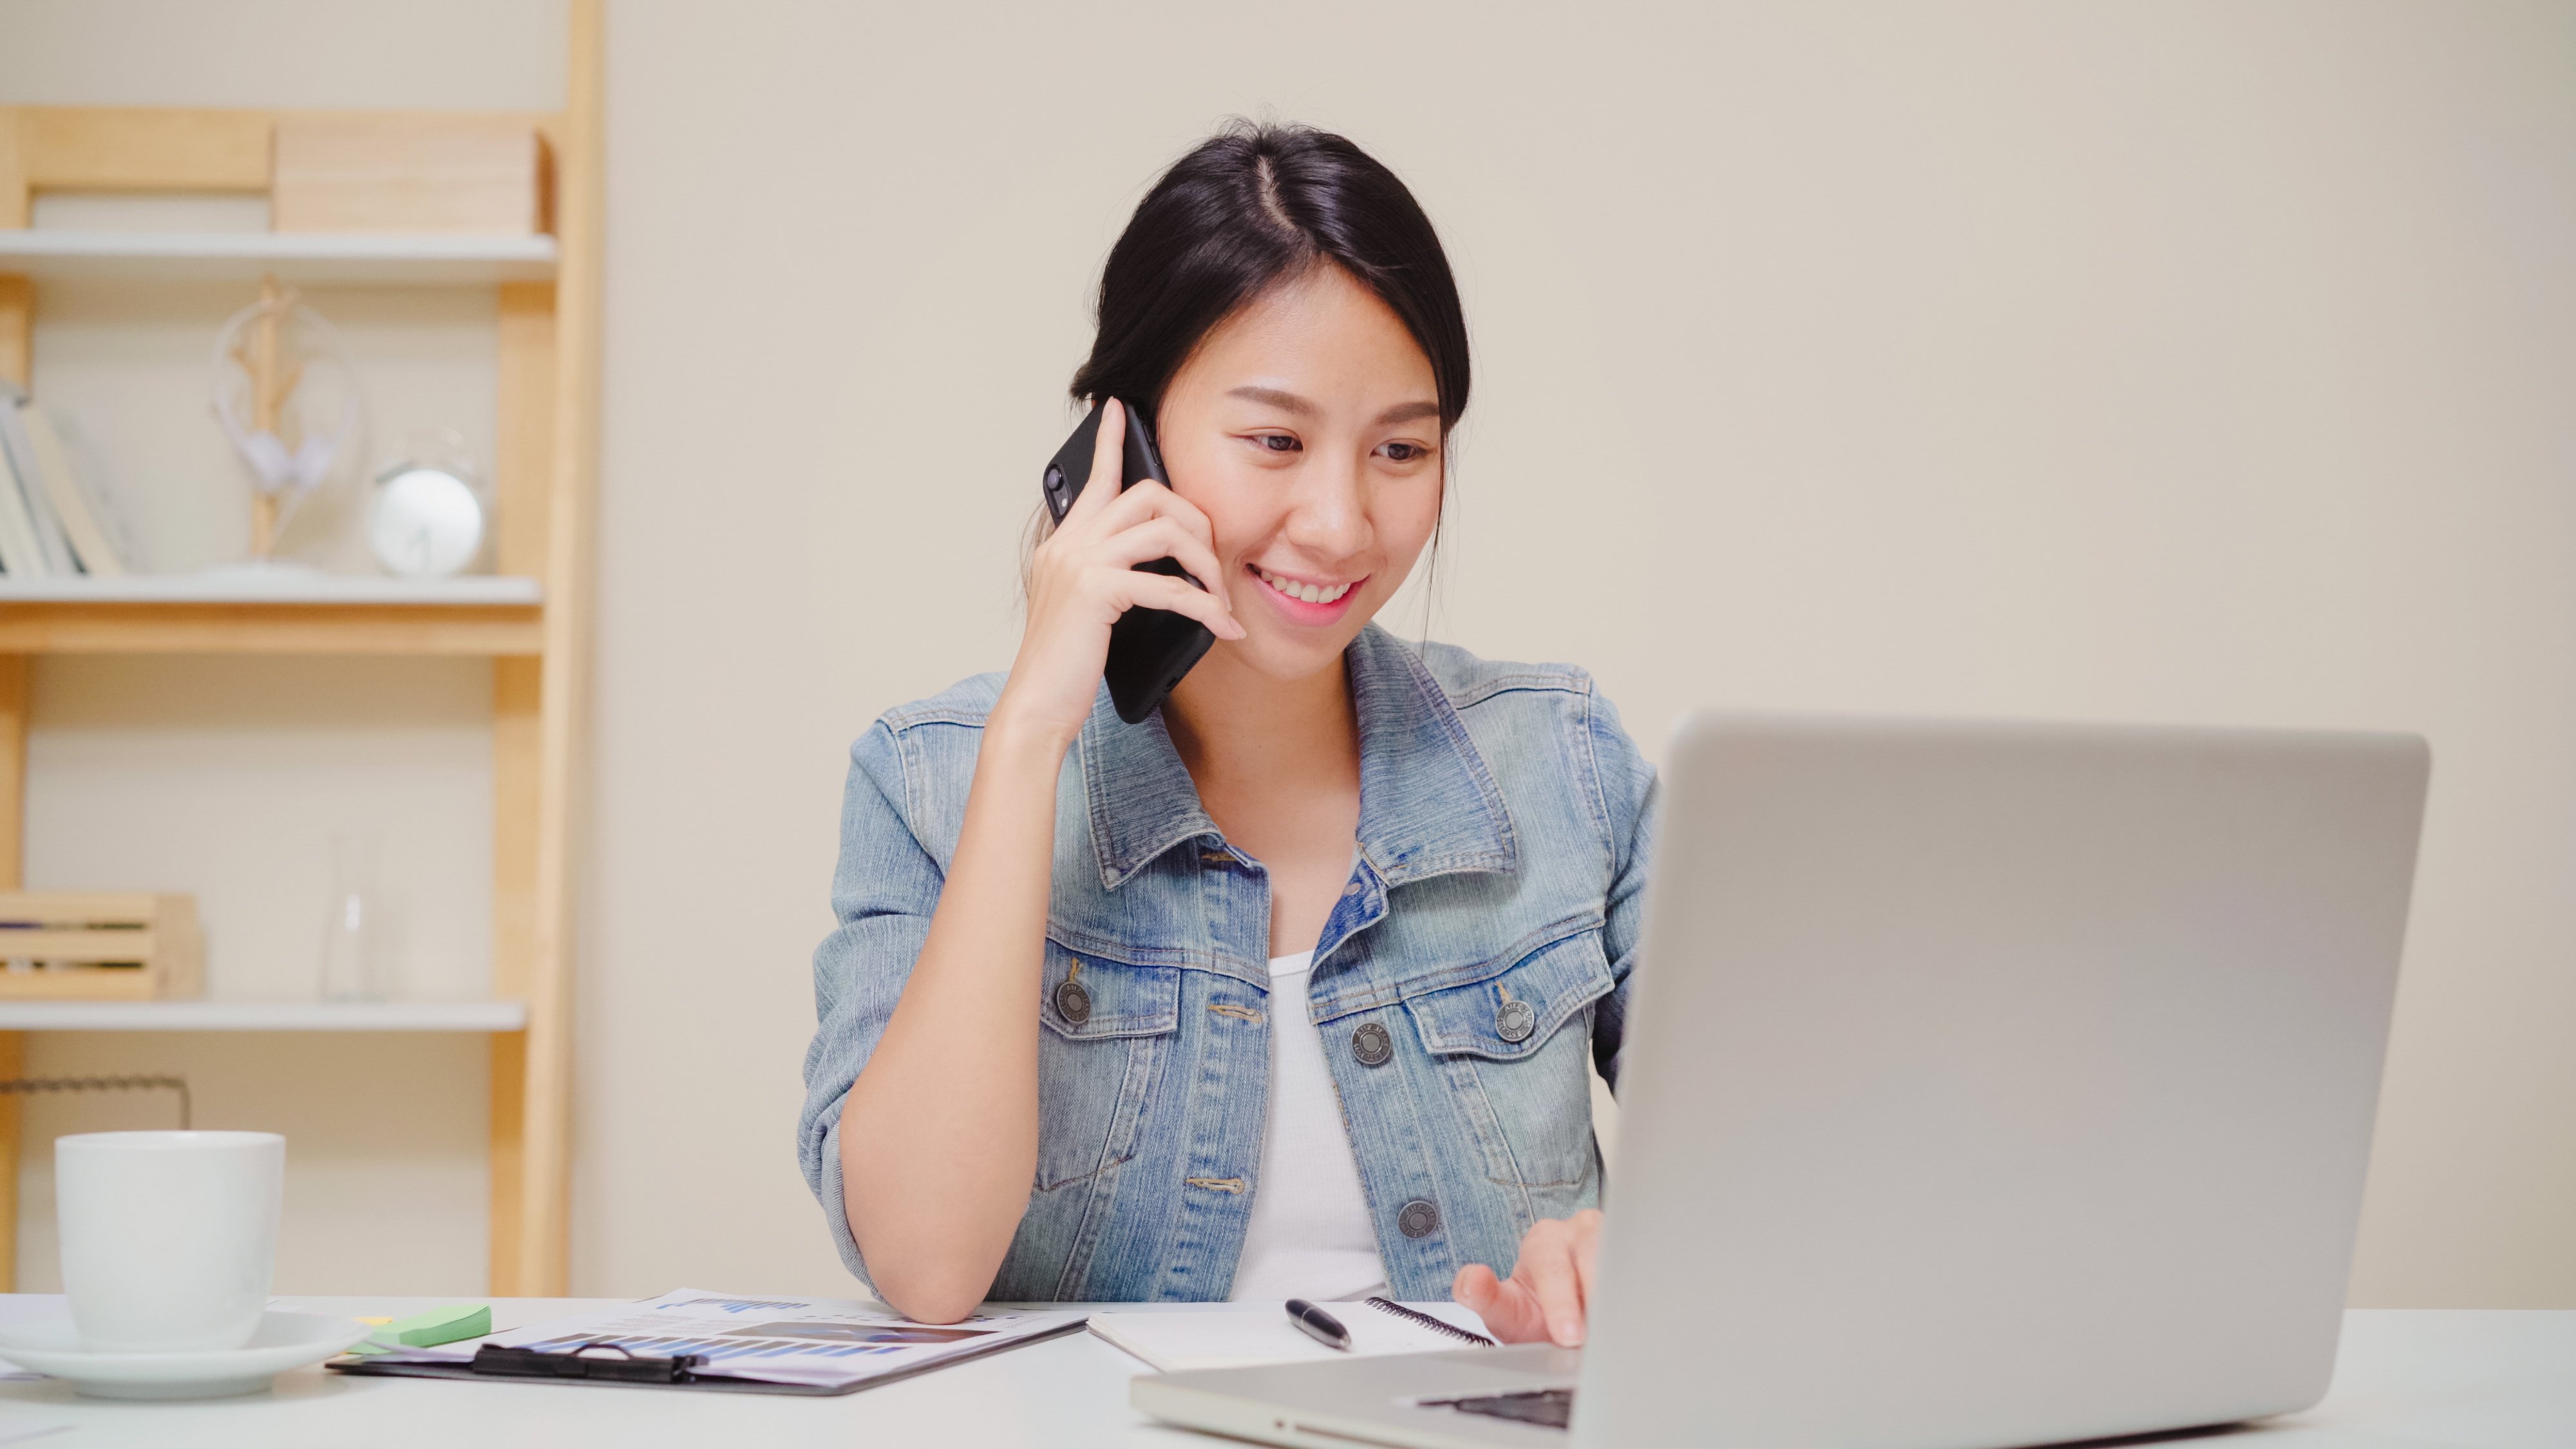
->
[1041,401,1217,724]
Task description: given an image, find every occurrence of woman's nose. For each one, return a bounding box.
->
[1283,458,1370,560]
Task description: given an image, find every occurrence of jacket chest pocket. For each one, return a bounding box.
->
[1036,943,1179,1193]
[1400,927,1615,1195]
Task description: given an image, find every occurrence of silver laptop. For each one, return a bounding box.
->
[1134,713,2429,1449]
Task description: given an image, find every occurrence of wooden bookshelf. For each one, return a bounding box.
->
[0,0,603,1295]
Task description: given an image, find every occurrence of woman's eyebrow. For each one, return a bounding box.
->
[1225,387,1440,429]
[1227,385,1316,414]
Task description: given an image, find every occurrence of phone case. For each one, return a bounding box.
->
[1041,403,1217,724]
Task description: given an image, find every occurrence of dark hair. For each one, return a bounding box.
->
[1071,122,1470,433]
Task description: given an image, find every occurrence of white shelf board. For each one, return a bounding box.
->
[0,999,528,1032]
[0,573,542,605]
[0,230,558,285]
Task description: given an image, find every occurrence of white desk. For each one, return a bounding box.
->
[0,1298,2564,1447]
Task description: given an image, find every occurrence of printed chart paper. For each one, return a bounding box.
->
[359,1288,1086,1389]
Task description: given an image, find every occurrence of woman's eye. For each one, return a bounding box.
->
[1252,433,1301,453]
[1380,441,1428,463]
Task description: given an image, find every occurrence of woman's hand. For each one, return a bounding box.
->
[996,398,1245,747]
[1452,1209,1603,1348]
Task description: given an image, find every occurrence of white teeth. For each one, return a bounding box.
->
[1256,566,1354,607]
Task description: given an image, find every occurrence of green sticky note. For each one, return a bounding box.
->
[372,1303,492,1348]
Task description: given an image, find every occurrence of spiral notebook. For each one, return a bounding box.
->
[1088,1298,1494,1373]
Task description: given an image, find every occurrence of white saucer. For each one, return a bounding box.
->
[0,1311,368,1399]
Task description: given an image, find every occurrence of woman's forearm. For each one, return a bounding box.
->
[838,714,1069,1321]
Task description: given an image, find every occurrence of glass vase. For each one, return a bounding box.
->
[319,829,384,1002]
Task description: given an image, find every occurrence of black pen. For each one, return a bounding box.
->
[1284,1298,1352,1352]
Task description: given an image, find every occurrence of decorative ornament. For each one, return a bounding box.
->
[209,275,361,563]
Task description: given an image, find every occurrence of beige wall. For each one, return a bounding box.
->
[7,1,2571,1307]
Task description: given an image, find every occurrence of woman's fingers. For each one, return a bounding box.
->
[1519,1220,1587,1348]
[1107,571,1246,640]
[1065,398,1126,524]
[1451,1211,1606,1349]
[1046,457,1238,633]
[1453,1262,1499,1311]
[1045,418,1228,609]
[1569,1208,1603,1304]
[1451,1262,1550,1344]
[1084,475,1217,550]
[1103,518,1235,606]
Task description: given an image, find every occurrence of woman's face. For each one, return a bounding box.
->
[1153,264,1444,685]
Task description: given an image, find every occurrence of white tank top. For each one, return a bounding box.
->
[1227,951,1390,1302]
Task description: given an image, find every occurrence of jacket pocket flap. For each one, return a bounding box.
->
[1041,945,1180,1039]
[1400,929,1614,1061]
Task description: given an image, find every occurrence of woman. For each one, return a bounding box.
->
[799,123,1654,1349]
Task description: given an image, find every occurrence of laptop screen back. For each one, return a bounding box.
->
[1579,716,2428,1449]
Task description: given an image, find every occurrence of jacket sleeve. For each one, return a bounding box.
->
[1585,685,1658,1095]
[797,720,944,1289]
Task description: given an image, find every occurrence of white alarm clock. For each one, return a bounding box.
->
[368,433,489,578]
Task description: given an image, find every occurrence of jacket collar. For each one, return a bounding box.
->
[1080,625,1518,891]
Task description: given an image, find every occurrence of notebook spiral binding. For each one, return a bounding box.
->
[1365,1297,1498,1348]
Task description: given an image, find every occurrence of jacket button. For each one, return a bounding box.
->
[1054,977,1092,1027]
[1342,880,1363,897]
[1495,999,1537,1044]
[1350,1021,1394,1066]
[1397,1199,1440,1238]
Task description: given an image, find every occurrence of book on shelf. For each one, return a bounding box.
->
[0,384,129,577]
[16,402,126,576]
[0,384,50,577]
[17,424,79,576]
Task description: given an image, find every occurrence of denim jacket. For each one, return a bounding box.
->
[799,625,1658,1302]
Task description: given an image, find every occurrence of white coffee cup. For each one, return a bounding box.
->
[56,1131,283,1353]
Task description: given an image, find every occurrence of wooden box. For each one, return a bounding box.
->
[272,117,549,234]
[0,893,202,1001]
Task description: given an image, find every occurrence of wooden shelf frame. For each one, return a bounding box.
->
[0,576,547,656]
[0,230,559,286]
[0,999,531,1032]
[0,598,545,656]
[0,1,603,1297]
[0,574,544,601]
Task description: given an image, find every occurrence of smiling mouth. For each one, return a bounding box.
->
[1253,565,1361,607]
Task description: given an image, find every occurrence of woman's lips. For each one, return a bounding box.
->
[1249,564,1367,623]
